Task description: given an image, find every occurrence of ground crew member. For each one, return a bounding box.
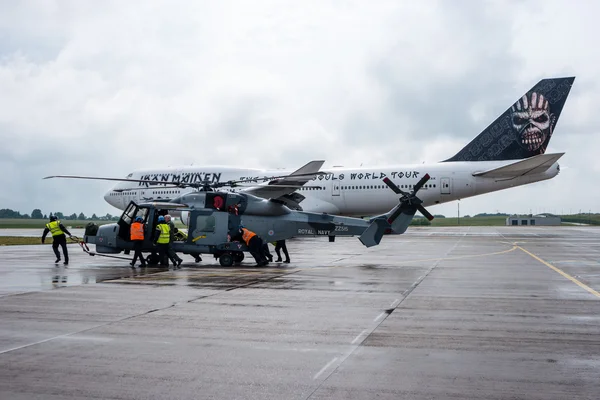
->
[263,243,273,262]
[130,216,147,268]
[231,225,268,266]
[164,215,183,268]
[153,216,170,267]
[42,216,72,265]
[274,240,290,263]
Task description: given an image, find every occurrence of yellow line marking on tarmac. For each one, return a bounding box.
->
[517,245,600,299]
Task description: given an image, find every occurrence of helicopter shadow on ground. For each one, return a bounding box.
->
[94,259,297,286]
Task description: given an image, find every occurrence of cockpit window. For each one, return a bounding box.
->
[121,202,137,224]
[126,173,133,178]
[135,208,148,222]
[195,215,216,232]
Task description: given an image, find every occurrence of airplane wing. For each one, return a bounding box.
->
[241,160,325,202]
[472,153,564,179]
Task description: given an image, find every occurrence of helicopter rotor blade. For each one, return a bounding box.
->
[212,171,327,188]
[45,170,328,192]
[44,175,161,184]
[386,206,403,224]
[417,204,434,221]
[382,177,409,196]
[412,173,431,193]
[382,172,435,225]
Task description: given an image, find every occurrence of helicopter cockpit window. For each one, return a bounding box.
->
[135,208,148,222]
[195,215,216,232]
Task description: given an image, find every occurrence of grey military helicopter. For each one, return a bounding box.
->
[46,172,434,266]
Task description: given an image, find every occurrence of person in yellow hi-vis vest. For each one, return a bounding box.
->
[42,215,72,265]
[153,215,170,267]
[164,214,183,268]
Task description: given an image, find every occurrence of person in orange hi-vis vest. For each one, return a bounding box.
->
[230,225,268,267]
[130,216,147,268]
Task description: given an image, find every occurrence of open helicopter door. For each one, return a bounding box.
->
[116,202,139,242]
[117,202,154,242]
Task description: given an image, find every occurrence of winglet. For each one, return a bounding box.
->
[242,160,326,200]
[289,160,325,177]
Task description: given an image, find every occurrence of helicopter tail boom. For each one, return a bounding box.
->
[358,208,417,248]
[358,218,388,247]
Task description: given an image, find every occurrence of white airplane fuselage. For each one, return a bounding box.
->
[104,160,560,216]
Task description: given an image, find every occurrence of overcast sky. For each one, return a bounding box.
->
[1,0,598,218]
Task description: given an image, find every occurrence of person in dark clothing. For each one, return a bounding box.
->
[42,216,72,265]
[230,225,268,266]
[263,243,273,262]
[130,216,147,268]
[164,215,183,268]
[274,240,290,263]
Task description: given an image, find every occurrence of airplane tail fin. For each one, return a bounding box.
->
[444,77,575,162]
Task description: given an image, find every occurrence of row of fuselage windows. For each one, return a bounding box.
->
[110,184,439,196]
[109,190,182,196]
[300,184,437,191]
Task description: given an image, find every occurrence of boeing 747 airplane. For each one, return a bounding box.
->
[51,77,575,218]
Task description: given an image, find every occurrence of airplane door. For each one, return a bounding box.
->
[332,181,340,196]
[441,178,451,194]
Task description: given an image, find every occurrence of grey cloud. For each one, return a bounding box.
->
[1,0,599,218]
[334,1,527,164]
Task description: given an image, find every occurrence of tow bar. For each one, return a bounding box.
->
[70,236,133,261]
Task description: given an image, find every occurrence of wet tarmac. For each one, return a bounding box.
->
[1,226,600,399]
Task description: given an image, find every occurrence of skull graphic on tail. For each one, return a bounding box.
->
[511,92,555,152]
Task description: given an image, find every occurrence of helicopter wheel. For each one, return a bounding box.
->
[219,253,234,267]
[146,253,160,265]
[232,252,244,265]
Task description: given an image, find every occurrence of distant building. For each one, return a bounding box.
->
[506,214,561,226]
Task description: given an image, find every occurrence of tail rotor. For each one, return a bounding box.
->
[383,174,434,225]
[359,173,434,247]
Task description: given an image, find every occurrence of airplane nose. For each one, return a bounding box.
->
[104,191,112,206]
